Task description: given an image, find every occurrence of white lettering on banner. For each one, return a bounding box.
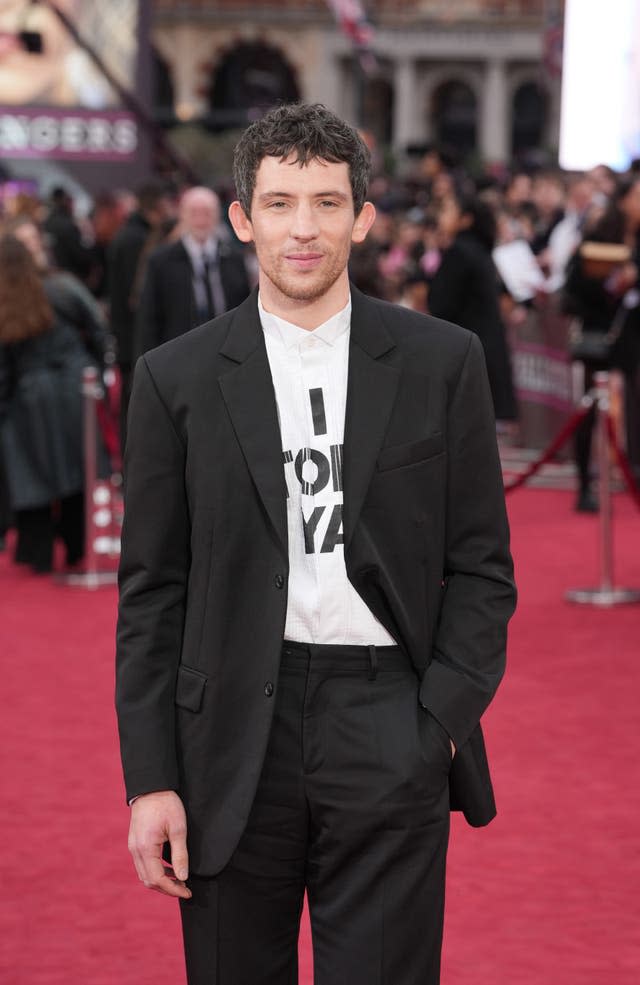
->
[0,114,30,150]
[87,119,112,151]
[114,119,137,154]
[31,116,58,152]
[60,117,85,152]
[0,111,138,158]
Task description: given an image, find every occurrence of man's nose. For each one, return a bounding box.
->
[290,204,320,240]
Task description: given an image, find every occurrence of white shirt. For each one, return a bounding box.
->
[259,295,396,646]
[182,234,226,317]
[546,211,583,290]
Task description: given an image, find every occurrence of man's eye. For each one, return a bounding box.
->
[319,201,338,208]
[269,201,288,209]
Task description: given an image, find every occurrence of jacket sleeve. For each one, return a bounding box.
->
[115,355,190,802]
[69,276,109,369]
[418,332,516,749]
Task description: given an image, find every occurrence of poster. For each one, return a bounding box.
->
[0,0,141,161]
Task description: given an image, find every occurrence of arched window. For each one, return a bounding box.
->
[511,82,547,157]
[430,80,477,157]
[209,42,300,130]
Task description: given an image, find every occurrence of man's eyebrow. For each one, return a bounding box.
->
[257,190,350,201]
[314,190,350,201]
[257,191,294,201]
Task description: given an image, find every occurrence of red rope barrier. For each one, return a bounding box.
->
[504,403,592,493]
[604,414,640,512]
[96,399,121,472]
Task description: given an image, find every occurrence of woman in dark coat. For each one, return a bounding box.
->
[428,192,517,422]
[0,230,107,572]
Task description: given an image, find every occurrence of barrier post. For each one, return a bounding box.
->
[566,372,640,606]
[58,366,119,589]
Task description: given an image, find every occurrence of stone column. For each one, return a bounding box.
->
[155,26,212,122]
[393,58,420,151]
[480,58,509,163]
[313,46,342,117]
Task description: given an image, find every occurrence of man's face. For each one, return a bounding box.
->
[181,192,219,244]
[230,155,373,305]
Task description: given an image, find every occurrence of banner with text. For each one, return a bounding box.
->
[0,0,141,162]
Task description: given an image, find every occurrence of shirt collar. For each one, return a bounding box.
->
[258,294,351,350]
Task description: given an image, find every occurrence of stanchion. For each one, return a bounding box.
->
[58,366,119,589]
[566,372,640,607]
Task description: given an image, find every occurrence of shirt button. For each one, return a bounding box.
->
[274,573,285,589]
[264,681,274,697]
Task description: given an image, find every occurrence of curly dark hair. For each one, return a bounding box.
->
[232,102,371,217]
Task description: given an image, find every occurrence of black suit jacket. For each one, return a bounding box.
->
[107,212,151,368]
[116,288,516,875]
[134,238,251,357]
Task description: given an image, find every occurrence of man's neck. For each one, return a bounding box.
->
[258,272,350,331]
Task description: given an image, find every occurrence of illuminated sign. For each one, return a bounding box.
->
[0,108,137,159]
[0,0,141,163]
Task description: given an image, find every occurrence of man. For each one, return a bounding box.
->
[134,185,251,357]
[545,173,597,290]
[107,181,176,450]
[42,186,92,283]
[116,103,516,985]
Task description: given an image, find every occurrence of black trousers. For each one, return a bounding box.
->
[14,492,84,572]
[180,641,452,985]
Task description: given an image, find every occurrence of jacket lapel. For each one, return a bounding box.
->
[170,241,199,327]
[343,288,400,548]
[218,293,288,559]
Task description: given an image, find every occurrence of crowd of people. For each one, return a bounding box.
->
[1,145,639,570]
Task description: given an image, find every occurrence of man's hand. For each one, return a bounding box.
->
[128,790,192,899]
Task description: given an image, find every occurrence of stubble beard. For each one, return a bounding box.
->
[260,245,350,304]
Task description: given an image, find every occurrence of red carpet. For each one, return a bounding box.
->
[2,488,639,984]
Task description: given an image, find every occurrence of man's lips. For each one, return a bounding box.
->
[284,253,324,269]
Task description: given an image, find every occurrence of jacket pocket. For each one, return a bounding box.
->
[376,433,444,472]
[175,665,208,713]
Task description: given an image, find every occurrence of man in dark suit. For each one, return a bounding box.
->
[116,103,516,985]
[43,187,92,284]
[107,182,176,450]
[134,186,251,358]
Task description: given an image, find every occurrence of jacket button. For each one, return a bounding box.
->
[274,574,285,589]
[264,681,274,697]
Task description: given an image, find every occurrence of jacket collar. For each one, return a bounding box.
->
[220,284,396,364]
[217,285,400,557]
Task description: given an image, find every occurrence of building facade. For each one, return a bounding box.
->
[152,0,562,167]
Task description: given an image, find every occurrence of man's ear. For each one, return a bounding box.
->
[351,201,376,244]
[228,201,254,243]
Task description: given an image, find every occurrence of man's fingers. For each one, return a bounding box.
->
[127,791,191,898]
[146,872,192,900]
[136,853,191,899]
[169,824,189,883]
